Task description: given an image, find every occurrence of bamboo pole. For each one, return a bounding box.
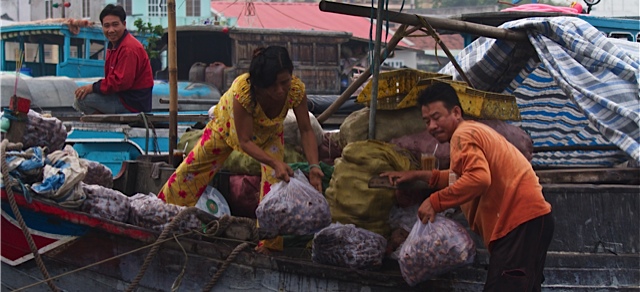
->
[317,25,418,123]
[168,0,178,165]
[319,0,528,42]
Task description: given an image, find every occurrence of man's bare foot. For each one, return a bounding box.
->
[255,245,271,255]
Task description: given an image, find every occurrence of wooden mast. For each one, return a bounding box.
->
[167,0,178,165]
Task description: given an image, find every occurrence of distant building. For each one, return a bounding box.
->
[0,0,211,31]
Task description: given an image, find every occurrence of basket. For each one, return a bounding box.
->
[356,68,451,110]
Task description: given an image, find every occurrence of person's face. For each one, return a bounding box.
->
[422,101,462,143]
[259,71,292,102]
[102,15,126,44]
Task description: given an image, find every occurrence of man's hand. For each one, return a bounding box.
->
[379,170,418,186]
[418,198,436,224]
[74,84,93,100]
[308,167,324,193]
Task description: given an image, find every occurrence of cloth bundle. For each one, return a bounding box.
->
[81,159,113,188]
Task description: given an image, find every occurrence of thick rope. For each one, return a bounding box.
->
[1,140,60,292]
[201,242,250,292]
[125,206,201,292]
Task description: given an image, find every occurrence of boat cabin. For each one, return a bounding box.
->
[157,26,351,95]
[0,20,147,78]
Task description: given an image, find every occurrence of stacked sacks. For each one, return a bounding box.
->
[23,110,67,154]
[312,223,387,270]
[283,109,323,152]
[255,169,331,238]
[80,183,129,222]
[128,193,201,232]
[81,159,113,188]
[338,107,426,148]
[325,140,412,237]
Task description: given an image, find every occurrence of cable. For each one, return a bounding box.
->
[259,0,335,31]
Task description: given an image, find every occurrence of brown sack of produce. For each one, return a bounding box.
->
[399,214,476,286]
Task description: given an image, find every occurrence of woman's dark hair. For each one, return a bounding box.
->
[417,82,465,116]
[248,46,294,98]
[100,4,126,24]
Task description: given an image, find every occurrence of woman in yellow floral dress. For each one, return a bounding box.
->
[158,46,324,252]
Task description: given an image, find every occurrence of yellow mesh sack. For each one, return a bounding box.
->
[325,140,411,237]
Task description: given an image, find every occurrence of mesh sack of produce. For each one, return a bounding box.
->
[312,222,387,270]
[80,183,130,222]
[128,193,201,232]
[283,109,323,150]
[339,107,426,149]
[255,169,331,238]
[399,214,476,286]
[81,159,113,188]
[23,110,67,154]
[325,140,412,237]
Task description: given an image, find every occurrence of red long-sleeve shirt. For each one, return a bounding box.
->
[92,30,154,112]
[429,120,551,250]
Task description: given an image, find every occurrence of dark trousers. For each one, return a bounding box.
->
[483,212,555,292]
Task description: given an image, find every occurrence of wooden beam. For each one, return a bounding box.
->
[319,0,528,42]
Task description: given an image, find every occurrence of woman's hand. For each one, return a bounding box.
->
[273,160,294,183]
[308,166,324,193]
[74,84,93,100]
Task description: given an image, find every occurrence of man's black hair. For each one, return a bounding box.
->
[100,4,126,24]
[417,81,465,116]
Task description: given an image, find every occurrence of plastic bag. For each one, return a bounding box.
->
[195,185,231,218]
[312,223,387,270]
[399,214,476,286]
[255,169,331,237]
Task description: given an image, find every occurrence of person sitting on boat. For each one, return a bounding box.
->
[73,4,154,115]
[380,82,554,291]
[158,46,324,253]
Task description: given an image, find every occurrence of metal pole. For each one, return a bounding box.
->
[168,0,178,165]
[316,24,417,123]
[319,0,528,42]
[367,0,385,140]
[61,1,65,18]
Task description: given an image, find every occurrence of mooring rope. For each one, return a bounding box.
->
[1,139,60,292]
[125,208,259,292]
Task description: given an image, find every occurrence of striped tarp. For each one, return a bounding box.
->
[440,17,639,167]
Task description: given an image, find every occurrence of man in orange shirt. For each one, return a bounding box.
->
[382,82,554,291]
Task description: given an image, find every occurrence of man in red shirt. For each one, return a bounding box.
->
[73,4,154,114]
[381,82,554,291]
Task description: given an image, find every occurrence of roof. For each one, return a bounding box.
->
[210,2,414,47]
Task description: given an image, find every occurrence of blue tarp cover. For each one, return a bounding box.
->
[440,17,639,166]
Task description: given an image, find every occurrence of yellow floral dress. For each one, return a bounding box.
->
[158,73,305,250]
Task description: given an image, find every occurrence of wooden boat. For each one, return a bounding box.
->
[2,158,638,291]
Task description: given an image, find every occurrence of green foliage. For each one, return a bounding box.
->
[133,18,164,60]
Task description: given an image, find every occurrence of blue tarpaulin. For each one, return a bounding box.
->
[440,17,639,166]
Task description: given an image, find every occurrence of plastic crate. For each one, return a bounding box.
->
[356,68,451,110]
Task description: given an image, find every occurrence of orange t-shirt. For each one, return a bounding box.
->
[429,120,551,250]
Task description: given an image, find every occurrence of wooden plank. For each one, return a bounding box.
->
[537,168,639,184]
